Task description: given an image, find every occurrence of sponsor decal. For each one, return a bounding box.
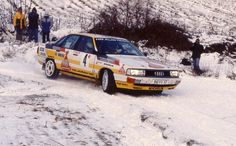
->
[40,47,45,51]
[95,38,128,42]
[61,51,71,71]
[73,51,79,56]
[72,69,77,72]
[104,63,114,67]
[60,48,65,52]
[98,56,119,66]
[83,54,88,67]
[48,56,54,59]
[57,53,64,58]
[119,64,125,74]
[149,87,163,90]
[116,82,128,86]
[133,87,143,90]
[96,61,103,65]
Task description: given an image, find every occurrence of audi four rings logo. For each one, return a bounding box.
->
[154,71,165,76]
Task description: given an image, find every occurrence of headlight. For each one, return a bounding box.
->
[126,69,146,76]
[170,71,179,77]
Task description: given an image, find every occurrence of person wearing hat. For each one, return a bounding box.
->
[13,7,26,41]
[40,12,53,43]
[28,7,39,43]
[191,38,204,74]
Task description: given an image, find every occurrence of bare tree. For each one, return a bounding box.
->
[144,0,153,26]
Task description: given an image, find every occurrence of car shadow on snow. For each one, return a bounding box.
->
[58,74,100,87]
[116,89,172,98]
[56,74,172,97]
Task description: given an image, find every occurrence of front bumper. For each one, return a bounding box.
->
[114,75,181,91]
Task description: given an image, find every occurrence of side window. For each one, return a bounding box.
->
[55,36,67,47]
[75,36,95,53]
[60,35,80,49]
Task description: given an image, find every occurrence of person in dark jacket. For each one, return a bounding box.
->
[28,7,39,42]
[40,12,53,43]
[191,38,204,74]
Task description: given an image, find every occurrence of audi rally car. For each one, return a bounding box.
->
[37,33,181,94]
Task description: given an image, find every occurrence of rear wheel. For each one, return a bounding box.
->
[101,70,116,94]
[45,59,59,79]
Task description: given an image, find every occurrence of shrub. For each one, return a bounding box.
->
[90,0,192,51]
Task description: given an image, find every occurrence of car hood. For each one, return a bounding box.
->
[107,55,168,69]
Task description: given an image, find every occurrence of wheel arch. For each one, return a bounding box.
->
[45,58,59,79]
[45,58,57,68]
[98,68,114,84]
[46,57,54,62]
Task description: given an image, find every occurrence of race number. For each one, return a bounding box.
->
[83,54,88,66]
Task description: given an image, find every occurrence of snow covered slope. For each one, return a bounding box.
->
[0,41,236,146]
[153,0,236,44]
[1,0,236,44]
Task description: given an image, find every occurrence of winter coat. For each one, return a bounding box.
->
[28,11,39,30]
[13,12,26,30]
[40,15,53,33]
[191,43,204,59]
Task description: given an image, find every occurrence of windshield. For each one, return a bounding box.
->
[95,38,144,56]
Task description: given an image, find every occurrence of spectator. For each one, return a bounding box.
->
[191,38,204,74]
[28,7,39,43]
[13,7,26,41]
[40,12,53,43]
[0,20,2,30]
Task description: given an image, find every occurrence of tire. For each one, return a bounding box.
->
[45,59,59,79]
[101,70,116,94]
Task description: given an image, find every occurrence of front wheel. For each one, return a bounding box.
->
[45,59,59,79]
[101,70,116,94]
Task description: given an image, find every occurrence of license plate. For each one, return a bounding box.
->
[154,79,171,85]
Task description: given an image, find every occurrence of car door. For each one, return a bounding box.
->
[52,36,68,70]
[73,36,97,78]
[55,35,80,72]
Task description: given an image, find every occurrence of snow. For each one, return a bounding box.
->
[0,0,236,145]
[141,46,236,79]
[0,40,236,146]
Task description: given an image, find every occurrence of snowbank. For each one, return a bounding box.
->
[141,46,236,80]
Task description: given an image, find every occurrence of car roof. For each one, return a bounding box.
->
[70,33,128,41]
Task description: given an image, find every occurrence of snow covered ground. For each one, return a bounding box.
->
[0,42,236,146]
[0,0,236,145]
[141,46,236,79]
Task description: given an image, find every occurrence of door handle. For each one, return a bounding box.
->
[73,53,78,56]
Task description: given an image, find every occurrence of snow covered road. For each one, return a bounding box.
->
[0,43,236,146]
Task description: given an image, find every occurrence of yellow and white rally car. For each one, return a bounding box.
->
[37,33,181,94]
